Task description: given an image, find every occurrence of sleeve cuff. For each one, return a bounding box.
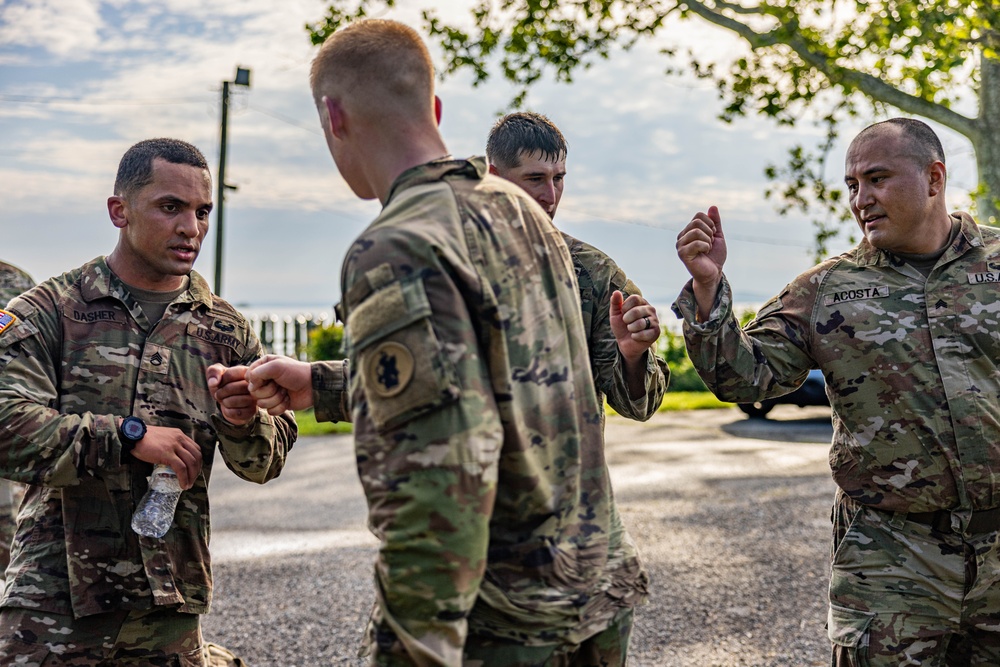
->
[312,359,351,423]
[671,277,733,334]
[212,409,272,439]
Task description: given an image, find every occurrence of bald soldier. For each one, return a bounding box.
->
[248,18,645,666]
[675,118,1000,665]
[0,261,34,575]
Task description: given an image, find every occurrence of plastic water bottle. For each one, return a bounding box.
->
[131,465,182,538]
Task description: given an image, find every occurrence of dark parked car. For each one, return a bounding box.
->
[737,368,829,418]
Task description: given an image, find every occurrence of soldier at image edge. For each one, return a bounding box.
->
[0,138,297,665]
[0,260,34,577]
[674,117,1000,665]
[247,18,647,667]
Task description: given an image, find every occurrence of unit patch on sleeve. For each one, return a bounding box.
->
[365,341,415,398]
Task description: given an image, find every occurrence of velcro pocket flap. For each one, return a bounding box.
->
[347,280,431,352]
[827,603,875,648]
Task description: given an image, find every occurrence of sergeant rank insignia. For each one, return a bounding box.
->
[366,341,414,397]
[0,309,15,335]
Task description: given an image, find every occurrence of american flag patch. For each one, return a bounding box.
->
[0,309,15,335]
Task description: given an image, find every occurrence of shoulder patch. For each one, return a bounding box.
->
[365,341,414,397]
[0,309,15,335]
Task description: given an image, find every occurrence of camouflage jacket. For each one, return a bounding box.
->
[0,261,34,306]
[673,212,1000,515]
[0,257,296,619]
[312,236,670,426]
[337,157,645,664]
[562,233,667,426]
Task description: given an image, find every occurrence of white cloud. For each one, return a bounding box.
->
[0,0,103,55]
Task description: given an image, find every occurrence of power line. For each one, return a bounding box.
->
[0,93,208,106]
[558,205,815,249]
[248,104,323,135]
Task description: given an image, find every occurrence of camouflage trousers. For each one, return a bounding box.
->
[829,491,1000,666]
[463,607,634,667]
[0,605,204,666]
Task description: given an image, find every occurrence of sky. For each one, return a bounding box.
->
[0,0,980,318]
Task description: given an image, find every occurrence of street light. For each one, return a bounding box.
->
[213,66,251,296]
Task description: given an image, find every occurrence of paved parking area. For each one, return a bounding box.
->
[203,406,836,666]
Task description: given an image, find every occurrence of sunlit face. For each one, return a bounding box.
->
[493,150,566,218]
[844,128,943,254]
[109,158,212,290]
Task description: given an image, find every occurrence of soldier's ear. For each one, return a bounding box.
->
[323,96,348,140]
[108,196,128,229]
[927,160,946,197]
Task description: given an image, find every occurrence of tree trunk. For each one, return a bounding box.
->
[976,55,1000,226]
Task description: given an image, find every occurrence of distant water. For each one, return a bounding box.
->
[232,301,765,339]
[236,303,337,323]
[235,303,761,354]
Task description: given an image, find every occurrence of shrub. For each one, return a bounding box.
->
[308,323,344,361]
[658,327,708,393]
[657,306,759,393]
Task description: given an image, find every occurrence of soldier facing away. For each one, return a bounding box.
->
[0,138,297,665]
[675,118,1000,665]
[247,18,642,666]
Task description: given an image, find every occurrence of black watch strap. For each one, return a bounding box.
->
[119,416,146,455]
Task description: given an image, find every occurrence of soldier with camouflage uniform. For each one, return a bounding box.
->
[247,19,644,666]
[0,261,32,306]
[0,261,33,576]
[0,138,297,665]
[486,111,668,431]
[674,117,1000,665]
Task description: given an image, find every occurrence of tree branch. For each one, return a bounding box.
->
[681,0,982,141]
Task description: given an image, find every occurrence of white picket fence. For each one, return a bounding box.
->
[245,312,334,359]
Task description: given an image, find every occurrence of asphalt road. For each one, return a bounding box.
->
[202,406,837,666]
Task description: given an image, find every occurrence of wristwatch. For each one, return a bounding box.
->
[119,416,147,454]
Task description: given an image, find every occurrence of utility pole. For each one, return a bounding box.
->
[214,66,251,296]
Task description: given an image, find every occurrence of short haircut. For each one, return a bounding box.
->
[309,19,435,116]
[486,112,568,170]
[854,118,946,167]
[114,138,209,200]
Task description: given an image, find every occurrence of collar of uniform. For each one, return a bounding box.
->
[948,211,984,256]
[853,211,981,268]
[383,156,487,206]
[79,256,214,310]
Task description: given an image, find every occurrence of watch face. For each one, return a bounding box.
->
[122,417,146,441]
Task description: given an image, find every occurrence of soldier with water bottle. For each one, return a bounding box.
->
[0,138,297,665]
